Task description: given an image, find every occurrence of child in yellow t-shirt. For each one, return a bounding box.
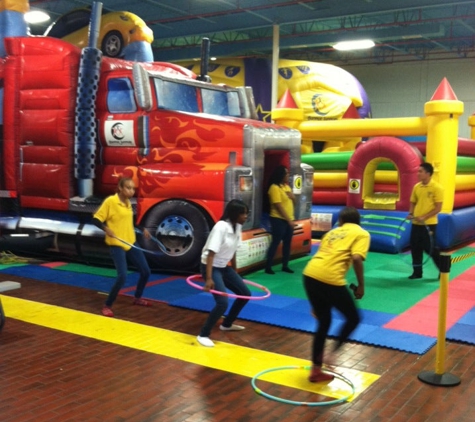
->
[303,206,370,383]
[265,165,295,275]
[93,177,152,317]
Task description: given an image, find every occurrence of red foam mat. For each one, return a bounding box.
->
[384,268,475,336]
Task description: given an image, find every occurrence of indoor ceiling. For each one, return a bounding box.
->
[28,0,475,66]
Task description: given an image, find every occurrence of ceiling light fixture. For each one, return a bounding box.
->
[24,10,51,24]
[333,39,375,51]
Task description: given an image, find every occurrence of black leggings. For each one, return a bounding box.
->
[303,275,360,365]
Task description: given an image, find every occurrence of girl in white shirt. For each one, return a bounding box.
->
[197,199,251,347]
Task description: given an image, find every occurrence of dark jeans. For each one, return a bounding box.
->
[303,275,360,366]
[266,217,293,269]
[410,224,440,275]
[199,264,250,337]
[105,245,151,307]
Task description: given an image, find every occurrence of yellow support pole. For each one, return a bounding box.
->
[469,114,475,140]
[418,254,460,386]
[435,270,448,374]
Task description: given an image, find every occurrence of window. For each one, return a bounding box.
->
[152,77,242,117]
[154,79,198,112]
[107,78,137,113]
[45,10,91,38]
[202,89,240,117]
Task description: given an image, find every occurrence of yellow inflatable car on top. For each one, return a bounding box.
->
[44,7,153,58]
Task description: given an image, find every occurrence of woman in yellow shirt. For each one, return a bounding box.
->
[303,207,370,383]
[265,165,295,274]
[92,177,152,317]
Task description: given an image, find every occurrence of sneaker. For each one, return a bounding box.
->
[197,336,215,347]
[309,366,334,383]
[133,298,151,307]
[102,306,114,317]
[408,273,422,279]
[219,324,245,331]
[265,268,275,275]
[282,267,294,273]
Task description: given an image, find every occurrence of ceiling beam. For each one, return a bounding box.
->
[153,22,445,61]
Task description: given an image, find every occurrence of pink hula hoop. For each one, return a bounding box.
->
[186,274,271,300]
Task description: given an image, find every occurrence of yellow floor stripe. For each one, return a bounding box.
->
[2,295,379,400]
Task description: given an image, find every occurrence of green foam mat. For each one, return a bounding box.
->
[250,247,475,315]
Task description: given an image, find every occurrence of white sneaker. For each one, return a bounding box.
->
[219,324,245,331]
[197,336,215,347]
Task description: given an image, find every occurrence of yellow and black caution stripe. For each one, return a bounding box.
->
[451,250,475,264]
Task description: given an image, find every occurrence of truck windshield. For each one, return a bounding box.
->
[154,79,198,112]
[153,78,241,117]
[201,88,240,117]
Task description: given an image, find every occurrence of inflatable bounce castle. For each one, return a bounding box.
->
[274,78,475,253]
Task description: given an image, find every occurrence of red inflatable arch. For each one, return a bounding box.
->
[347,137,423,211]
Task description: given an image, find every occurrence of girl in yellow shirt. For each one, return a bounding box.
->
[265,165,295,274]
[93,177,152,317]
[303,207,370,383]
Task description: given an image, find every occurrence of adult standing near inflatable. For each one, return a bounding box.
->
[92,177,152,317]
[303,207,370,383]
[197,199,251,347]
[265,165,295,275]
[407,162,443,279]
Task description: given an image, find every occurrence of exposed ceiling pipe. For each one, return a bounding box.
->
[146,0,325,25]
[152,11,475,61]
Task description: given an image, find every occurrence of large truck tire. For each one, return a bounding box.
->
[141,200,211,271]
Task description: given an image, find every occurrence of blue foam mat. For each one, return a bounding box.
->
[0,264,135,292]
[446,306,475,344]
[1,264,470,353]
[455,307,475,325]
[447,324,475,344]
[121,280,198,303]
[168,293,436,354]
[1,265,105,288]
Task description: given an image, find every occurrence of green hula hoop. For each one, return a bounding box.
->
[251,365,355,406]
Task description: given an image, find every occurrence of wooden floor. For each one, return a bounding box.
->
[1,273,474,422]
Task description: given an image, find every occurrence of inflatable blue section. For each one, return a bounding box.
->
[437,206,475,249]
[122,41,154,62]
[359,210,410,254]
[311,205,342,229]
[0,11,28,57]
[312,205,475,253]
[312,206,410,254]
[399,136,427,143]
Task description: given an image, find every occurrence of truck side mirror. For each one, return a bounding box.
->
[133,63,153,111]
[244,86,258,120]
[236,87,258,120]
[236,87,250,119]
